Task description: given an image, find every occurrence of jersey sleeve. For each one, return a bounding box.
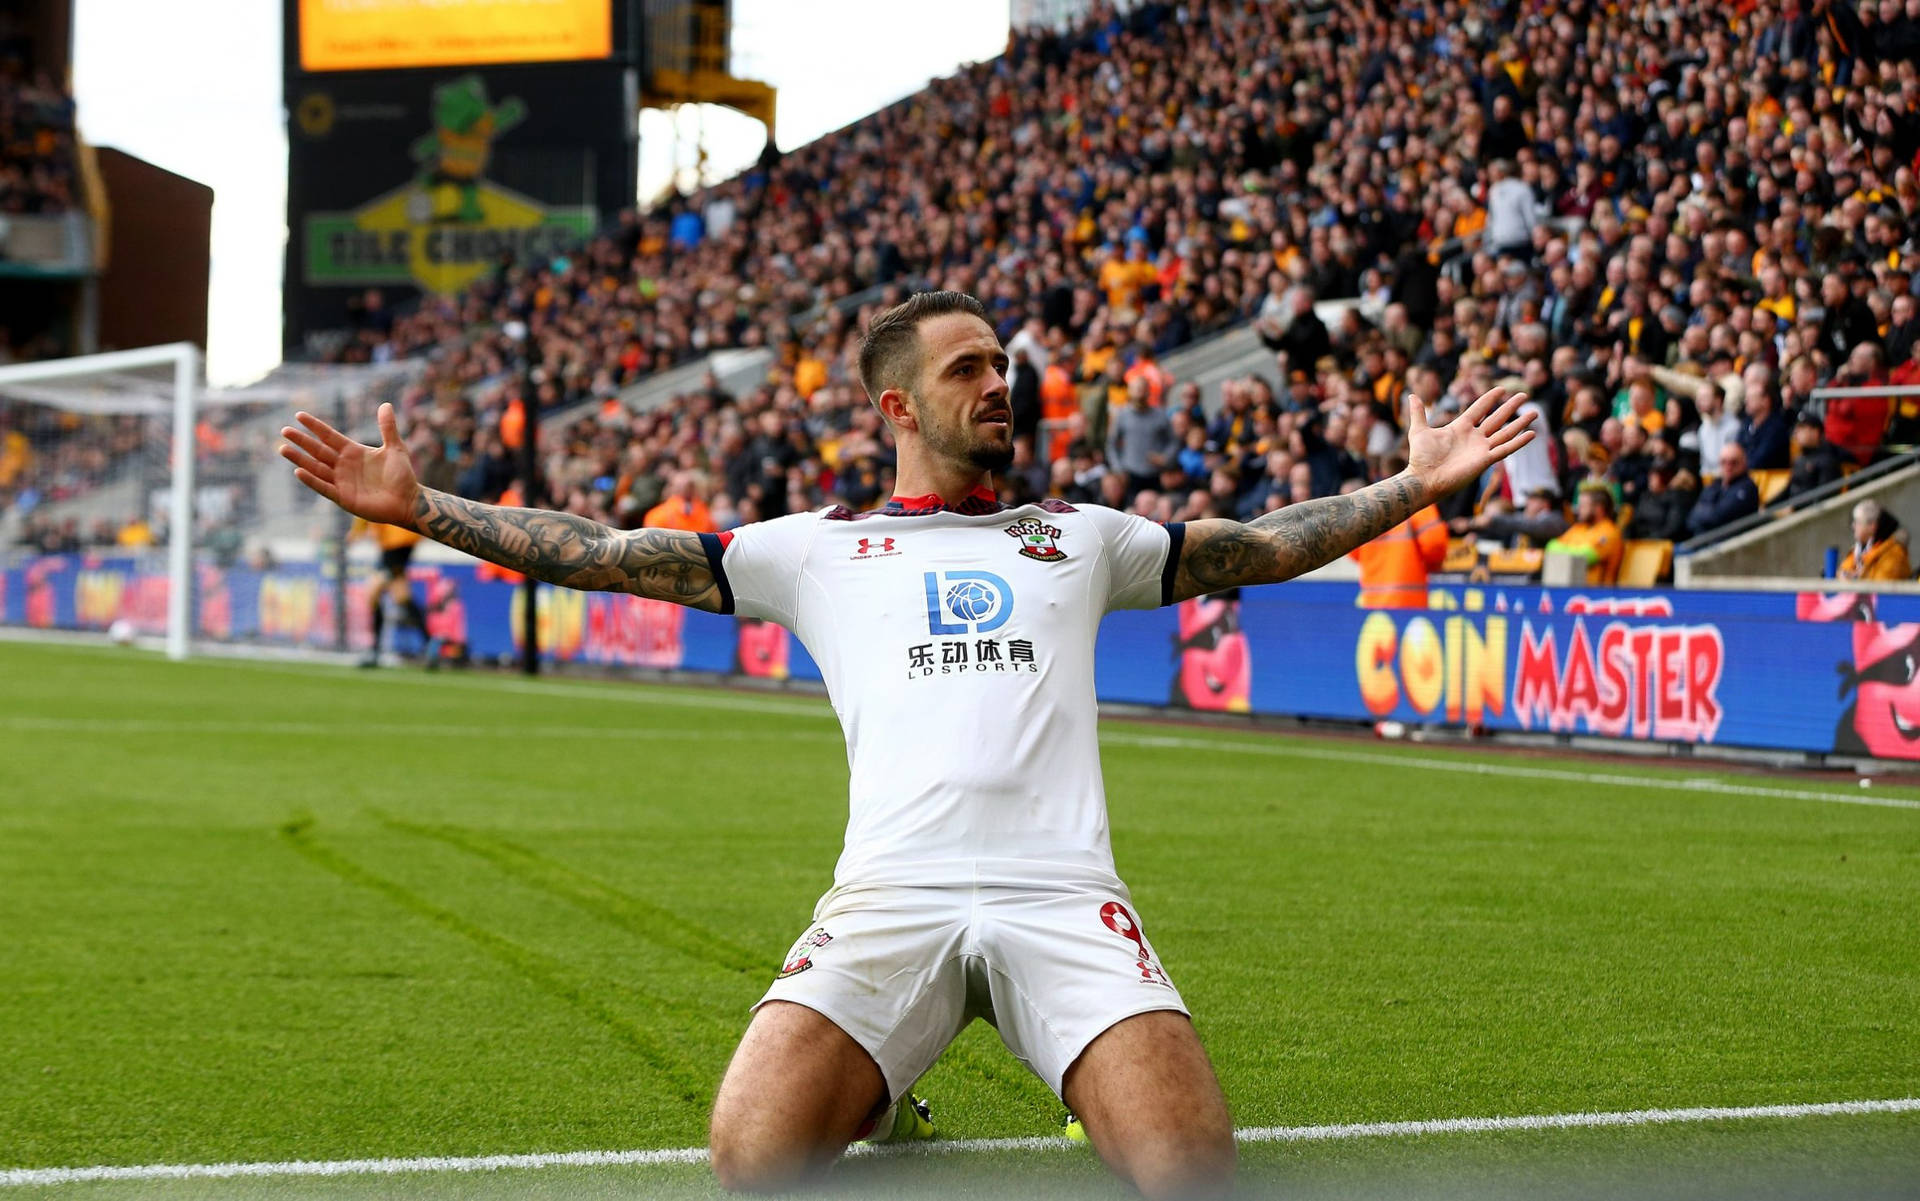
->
[1082,505,1185,611]
[697,511,820,625]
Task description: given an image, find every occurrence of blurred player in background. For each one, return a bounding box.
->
[350,517,427,667]
[280,291,1534,1198]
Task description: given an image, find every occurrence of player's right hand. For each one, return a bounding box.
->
[279,402,422,529]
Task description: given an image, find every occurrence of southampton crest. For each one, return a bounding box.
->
[1006,518,1068,562]
[776,927,833,979]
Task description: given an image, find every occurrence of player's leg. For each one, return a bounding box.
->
[362,572,390,666]
[1061,1010,1236,1199]
[384,547,427,642]
[981,885,1234,1199]
[707,1000,886,1194]
[711,896,967,1192]
[394,575,428,637]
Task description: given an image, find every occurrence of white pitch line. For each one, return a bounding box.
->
[1100,732,1920,811]
[1231,1095,1920,1142]
[0,715,839,743]
[6,1097,1915,1187]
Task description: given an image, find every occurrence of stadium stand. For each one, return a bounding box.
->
[0,12,102,547]
[0,23,78,218]
[14,0,1920,589]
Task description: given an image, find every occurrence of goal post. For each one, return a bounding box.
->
[0,343,198,658]
[0,346,420,661]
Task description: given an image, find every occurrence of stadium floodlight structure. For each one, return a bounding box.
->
[0,345,421,660]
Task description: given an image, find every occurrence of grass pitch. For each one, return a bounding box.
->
[1,639,1916,1198]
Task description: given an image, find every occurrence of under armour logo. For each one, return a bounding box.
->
[852,537,899,559]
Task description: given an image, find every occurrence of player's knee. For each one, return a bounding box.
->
[707,1131,812,1196]
[1124,1124,1237,1201]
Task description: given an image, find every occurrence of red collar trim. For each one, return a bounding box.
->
[880,485,1004,516]
[888,485,997,508]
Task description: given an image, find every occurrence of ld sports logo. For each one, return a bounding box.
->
[924,571,1013,634]
[1005,518,1067,562]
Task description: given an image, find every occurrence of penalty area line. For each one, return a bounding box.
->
[6,1097,1916,1187]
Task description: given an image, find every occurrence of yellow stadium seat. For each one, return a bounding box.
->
[1751,468,1791,506]
[1619,539,1673,588]
[1486,547,1544,576]
[1442,537,1479,572]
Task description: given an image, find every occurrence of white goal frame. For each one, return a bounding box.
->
[0,343,201,660]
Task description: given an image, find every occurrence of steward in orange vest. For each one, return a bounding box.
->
[1350,504,1447,608]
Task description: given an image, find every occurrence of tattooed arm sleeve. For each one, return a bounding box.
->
[410,487,725,611]
[1170,474,1428,602]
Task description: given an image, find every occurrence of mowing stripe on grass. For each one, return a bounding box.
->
[53,644,1920,810]
[222,657,837,719]
[15,641,1916,811]
[228,656,1920,812]
[1100,732,1920,811]
[7,1097,1916,1187]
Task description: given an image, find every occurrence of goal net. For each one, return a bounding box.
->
[0,345,421,659]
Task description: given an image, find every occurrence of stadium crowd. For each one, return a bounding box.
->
[0,19,96,541]
[0,17,79,216]
[321,0,1920,588]
[11,0,1920,588]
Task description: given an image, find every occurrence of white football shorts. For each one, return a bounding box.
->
[754,866,1189,1100]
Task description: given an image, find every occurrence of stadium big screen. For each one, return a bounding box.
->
[281,0,644,353]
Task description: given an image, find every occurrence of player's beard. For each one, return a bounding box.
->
[918,405,1015,474]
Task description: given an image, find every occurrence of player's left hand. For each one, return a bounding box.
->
[1405,387,1538,500]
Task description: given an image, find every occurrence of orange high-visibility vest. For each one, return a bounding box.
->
[1350,505,1447,608]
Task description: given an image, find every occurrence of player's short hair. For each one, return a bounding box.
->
[857,291,991,404]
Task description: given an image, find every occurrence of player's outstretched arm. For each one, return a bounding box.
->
[1170,387,1536,602]
[278,404,725,611]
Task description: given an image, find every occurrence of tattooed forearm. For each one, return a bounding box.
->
[411,487,724,611]
[1172,474,1428,601]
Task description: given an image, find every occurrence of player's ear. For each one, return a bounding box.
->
[878,387,917,432]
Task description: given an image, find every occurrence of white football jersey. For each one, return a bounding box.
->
[700,489,1185,887]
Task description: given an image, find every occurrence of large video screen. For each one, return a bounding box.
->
[298,0,612,72]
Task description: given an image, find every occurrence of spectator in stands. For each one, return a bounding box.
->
[1546,484,1624,586]
[1008,343,1043,460]
[1610,422,1654,509]
[1107,378,1175,499]
[1259,290,1332,369]
[1627,464,1698,543]
[642,470,715,533]
[1818,273,1882,365]
[1838,499,1913,583]
[1886,294,1919,371]
[1826,343,1893,466]
[1738,372,1793,472]
[1685,379,1742,480]
[1485,159,1544,260]
[1500,392,1557,504]
[1689,445,1763,537]
[1785,413,1848,503]
[1454,487,1569,548]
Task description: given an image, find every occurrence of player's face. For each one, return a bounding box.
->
[908,314,1014,473]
